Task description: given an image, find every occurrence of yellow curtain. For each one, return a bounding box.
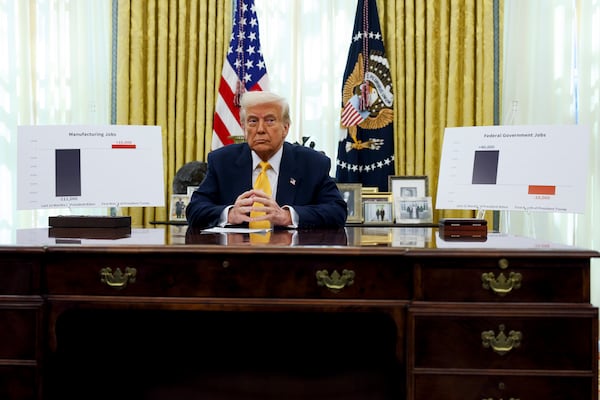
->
[116,0,230,227]
[379,0,502,224]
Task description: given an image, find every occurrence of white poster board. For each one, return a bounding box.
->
[436,125,589,213]
[17,125,165,210]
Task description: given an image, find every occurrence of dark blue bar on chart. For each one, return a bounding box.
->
[55,149,81,197]
[472,150,500,185]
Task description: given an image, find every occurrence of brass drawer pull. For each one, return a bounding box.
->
[481,324,522,355]
[481,271,522,296]
[316,269,355,293]
[100,267,137,289]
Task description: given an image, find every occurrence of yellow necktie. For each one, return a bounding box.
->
[249,161,271,230]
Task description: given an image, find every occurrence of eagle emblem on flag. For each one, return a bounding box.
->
[341,51,394,151]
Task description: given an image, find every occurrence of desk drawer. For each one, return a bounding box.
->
[412,374,592,400]
[415,256,589,302]
[0,307,40,359]
[45,252,412,299]
[0,253,41,295]
[409,304,597,371]
[0,366,36,400]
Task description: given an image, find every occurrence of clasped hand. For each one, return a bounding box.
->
[228,189,292,227]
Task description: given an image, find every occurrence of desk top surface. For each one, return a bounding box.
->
[1,225,597,255]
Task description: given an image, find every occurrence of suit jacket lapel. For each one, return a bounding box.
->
[276,143,298,205]
[233,145,253,194]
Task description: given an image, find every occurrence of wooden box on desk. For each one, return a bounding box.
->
[438,218,487,240]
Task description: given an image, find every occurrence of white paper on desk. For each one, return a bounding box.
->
[436,124,590,213]
[201,227,272,234]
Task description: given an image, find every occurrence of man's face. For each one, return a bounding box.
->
[243,101,289,160]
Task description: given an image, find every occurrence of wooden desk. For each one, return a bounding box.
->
[1,227,598,400]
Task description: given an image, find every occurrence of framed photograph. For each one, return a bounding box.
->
[362,192,393,224]
[394,196,433,224]
[363,192,393,202]
[337,183,363,223]
[170,194,190,221]
[388,176,429,200]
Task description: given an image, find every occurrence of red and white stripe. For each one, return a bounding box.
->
[212,62,268,150]
[341,100,365,127]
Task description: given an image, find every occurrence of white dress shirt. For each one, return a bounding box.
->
[218,146,298,227]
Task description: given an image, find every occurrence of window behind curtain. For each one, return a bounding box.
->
[0,1,112,236]
[255,0,356,172]
[502,0,600,307]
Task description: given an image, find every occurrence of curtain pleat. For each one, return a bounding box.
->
[116,0,230,227]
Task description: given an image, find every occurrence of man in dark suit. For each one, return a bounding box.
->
[186,91,347,229]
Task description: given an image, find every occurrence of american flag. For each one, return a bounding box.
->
[340,95,368,127]
[212,0,269,150]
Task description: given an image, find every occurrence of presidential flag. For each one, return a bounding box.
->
[212,0,269,150]
[336,0,394,191]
